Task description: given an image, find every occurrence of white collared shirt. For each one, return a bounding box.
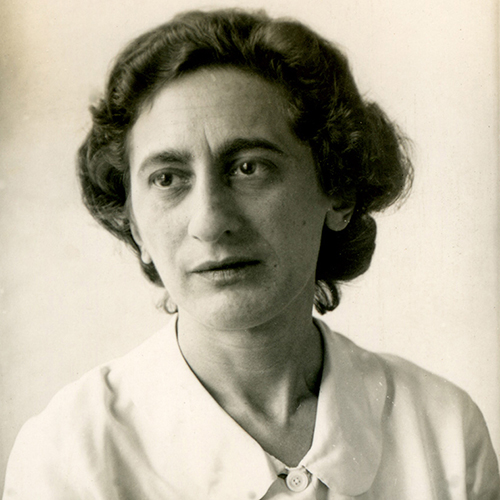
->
[3,318,499,499]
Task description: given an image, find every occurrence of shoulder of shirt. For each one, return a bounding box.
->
[2,326,173,496]
[12,324,169,450]
[317,322,500,496]
[317,321,479,419]
[376,349,474,410]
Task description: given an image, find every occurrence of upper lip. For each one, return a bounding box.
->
[190,257,261,273]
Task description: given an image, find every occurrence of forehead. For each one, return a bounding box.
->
[128,67,303,166]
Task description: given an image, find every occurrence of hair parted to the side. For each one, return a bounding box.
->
[78,8,413,314]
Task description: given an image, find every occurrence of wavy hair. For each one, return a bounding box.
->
[78,9,413,314]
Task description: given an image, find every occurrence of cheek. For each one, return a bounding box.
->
[263,194,327,260]
[130,194,179,260]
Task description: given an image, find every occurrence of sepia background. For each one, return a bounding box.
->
[1,0,498,490]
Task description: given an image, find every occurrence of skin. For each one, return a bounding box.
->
[128,67,349,465]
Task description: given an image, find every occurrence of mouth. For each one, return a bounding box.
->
[190,257,261,283]
[191,258,261,274]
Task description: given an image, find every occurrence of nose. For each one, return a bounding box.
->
[187,170,241,242]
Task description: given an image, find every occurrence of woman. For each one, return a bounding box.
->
[3,9,499,499]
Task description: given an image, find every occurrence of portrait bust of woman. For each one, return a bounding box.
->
[2,6,499,500]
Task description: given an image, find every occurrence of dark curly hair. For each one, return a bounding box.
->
[78,8,413,314]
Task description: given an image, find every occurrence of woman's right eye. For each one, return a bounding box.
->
[151,172,174,187]
[150,171,188,189]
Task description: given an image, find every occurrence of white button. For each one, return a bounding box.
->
[285,468,310,492]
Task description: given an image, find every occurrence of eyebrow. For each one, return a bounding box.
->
[137,137,285,174]
[218,138,285,160]
[138,150,192,174]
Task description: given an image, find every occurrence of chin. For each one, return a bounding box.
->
[180,293,286,331]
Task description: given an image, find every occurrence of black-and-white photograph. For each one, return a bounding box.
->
[1,0,498,498]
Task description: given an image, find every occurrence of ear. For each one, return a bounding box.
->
[325,200,355,232]
[130,221,152,265]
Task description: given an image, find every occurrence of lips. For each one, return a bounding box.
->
[189,257,262,285]
[190,257,261,274]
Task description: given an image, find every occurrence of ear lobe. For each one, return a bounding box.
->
[130,221,152,265]
[325,205,355,232]
[139,248,152,265]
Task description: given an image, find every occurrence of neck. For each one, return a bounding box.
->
[176,304,323,425]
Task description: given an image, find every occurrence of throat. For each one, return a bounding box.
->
[176,313,325,465]
[231,392,319,467]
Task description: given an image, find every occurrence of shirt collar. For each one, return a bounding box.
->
[301,319,386,496]
[122,317,276,500]
[122,316,386,498]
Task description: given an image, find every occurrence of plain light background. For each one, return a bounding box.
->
[1,0,498,491]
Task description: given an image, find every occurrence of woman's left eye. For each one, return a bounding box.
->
[230,160,266,177]
[237,161,257,175]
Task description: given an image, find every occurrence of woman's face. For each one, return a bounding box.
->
[128,68,332,330]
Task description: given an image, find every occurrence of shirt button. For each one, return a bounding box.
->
[285,468,310,492]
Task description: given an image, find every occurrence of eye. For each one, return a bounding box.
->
[237,161,257,175]
[149,170,189,189]
[230,160,268,177]
[152,172,174,187]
